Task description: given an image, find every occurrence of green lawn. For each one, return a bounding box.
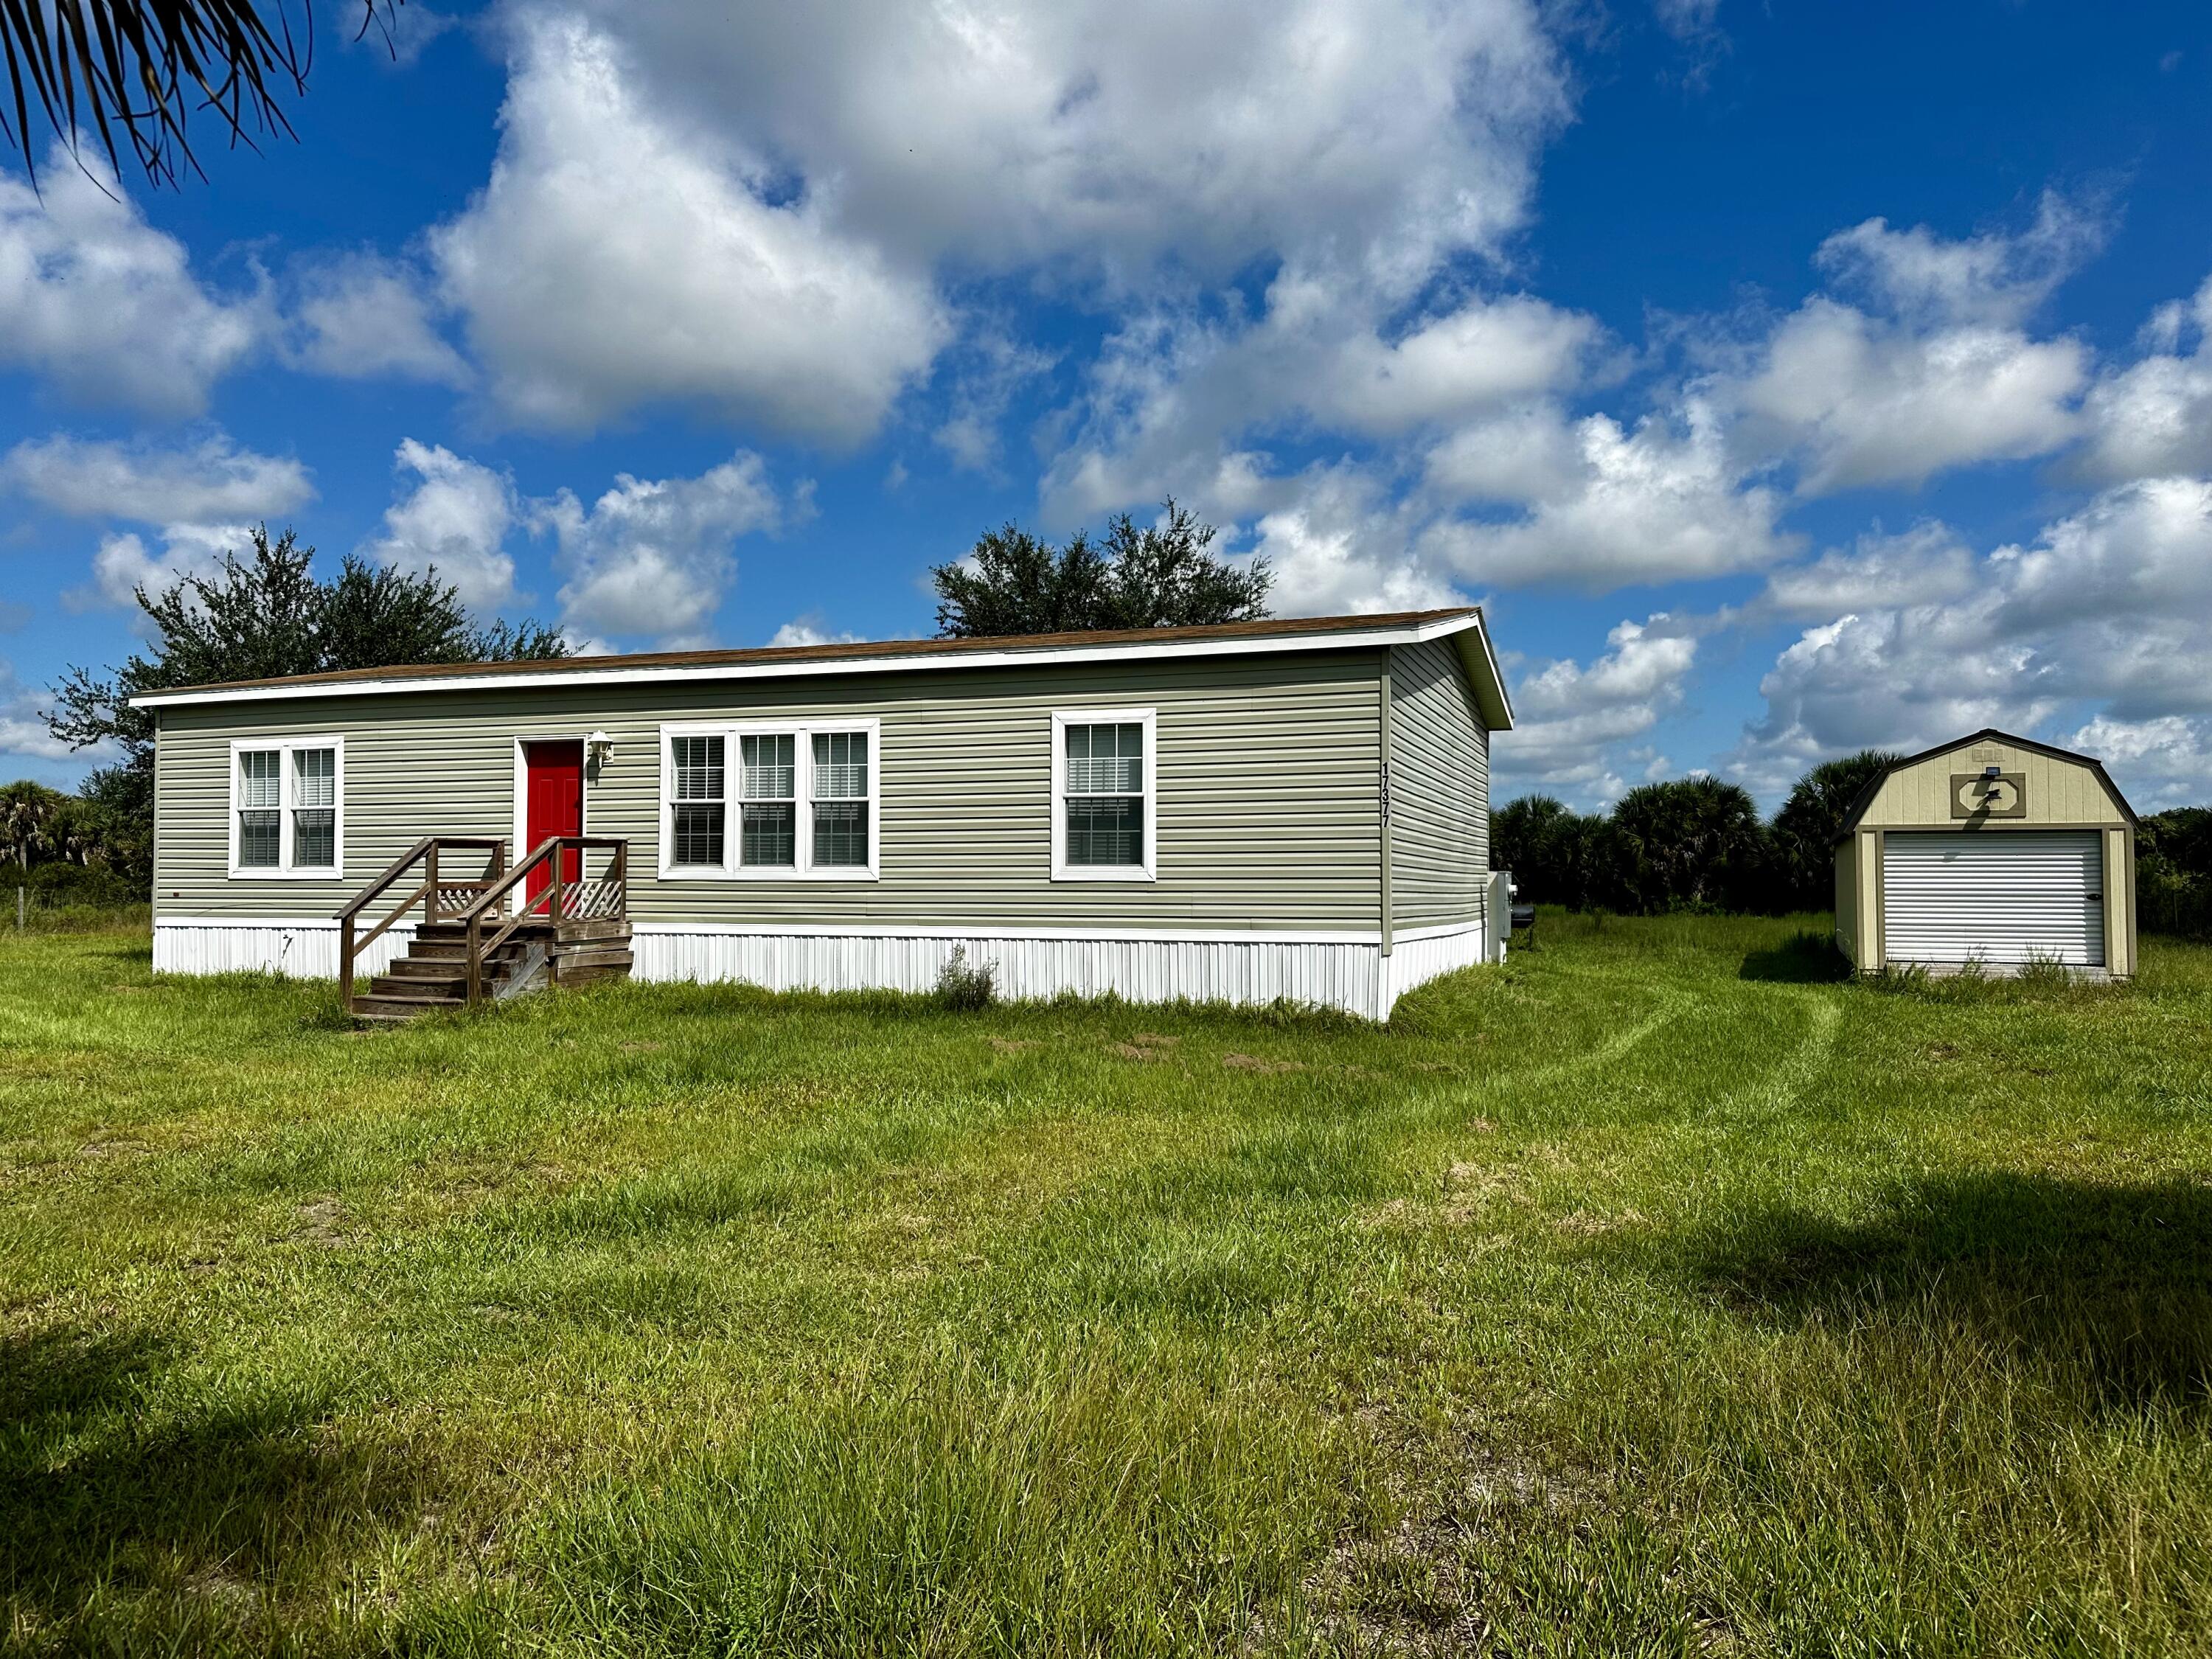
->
[4,916,2209,1656]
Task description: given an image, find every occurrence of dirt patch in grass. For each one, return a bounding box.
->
[1304,1408,1613,1655]
[294,1197,353,1247]
[1224,1052,1304,1074]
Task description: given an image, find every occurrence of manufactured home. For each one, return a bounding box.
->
[1834,728,2138,978]
[133,608,1514,1020]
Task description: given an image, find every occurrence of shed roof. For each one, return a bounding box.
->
[1834,727,2138,840]
[130,606,1514,728]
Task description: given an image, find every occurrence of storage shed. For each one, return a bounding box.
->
[1834,729,2138,978]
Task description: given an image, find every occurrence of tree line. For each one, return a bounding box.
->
[1494,757,1895,918]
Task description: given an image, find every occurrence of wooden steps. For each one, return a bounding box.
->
[338,835,633,1026]
[352,919,634,1023]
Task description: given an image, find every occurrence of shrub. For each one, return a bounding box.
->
[23,861,140,907]
[933,944,998,1011]
[1608,776,1776,914]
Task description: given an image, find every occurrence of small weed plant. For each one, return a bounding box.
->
[933,942,998,1011]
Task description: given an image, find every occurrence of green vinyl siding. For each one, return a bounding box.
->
[153,650,1385,933]
[1387,639,1489,931]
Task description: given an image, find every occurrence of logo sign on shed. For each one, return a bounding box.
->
[1951,773,2026,818]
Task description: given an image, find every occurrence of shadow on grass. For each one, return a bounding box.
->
[1697,1172,2212,1413]
[0,1326,408,1645]
[1738,930,1852,984]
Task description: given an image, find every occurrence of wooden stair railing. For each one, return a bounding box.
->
[450,836,629,1006]
[337,837,509,1013]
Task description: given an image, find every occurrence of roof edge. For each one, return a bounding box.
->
[1444,613,1513,731]
[1833,726,2139,841]
[131,608,1491,710]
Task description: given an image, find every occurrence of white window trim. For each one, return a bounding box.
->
[1050,707,1157,883]
[227,735,345,880]
[658,718,881,882]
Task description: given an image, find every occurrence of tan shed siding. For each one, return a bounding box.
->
[1387,639,1489,931]
[1834,840,1860,964]
[154,650,1384,932]
[1859,740,2129,828]
[2106,827,2135,976]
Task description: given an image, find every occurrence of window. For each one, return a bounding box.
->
[670,735,726,867]
[812,731,869,867]
[740,734,796,867]
[1051,709,1156,881]
[292,748,336,867]
[237,750,281,868]
[661,720,878,880]
[229,737,344,877]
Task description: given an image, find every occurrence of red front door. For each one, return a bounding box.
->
[524,740,584,900]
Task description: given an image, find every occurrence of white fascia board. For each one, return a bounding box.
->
[128,613,1492,710]
[1448,615,1514,731]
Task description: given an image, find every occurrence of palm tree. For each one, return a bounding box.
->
[0,782,60,871]
[3,1,400,189]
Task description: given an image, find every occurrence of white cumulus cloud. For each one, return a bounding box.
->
[0,660,74,762]
[0,160,266,416]
[0,432,312,525]
[538,451,791,645]
[1422,401,1798,589]
[431,11,951,442]
[362,441,520,611]
[1238,468,1465,617]
[286,254,470,386]
[1812,193,2103,329]
[2069,276,2212,486]
[576,0,1568,289]
[1043,276,1597,524]
[769,615,864,648]
[66,524,251,612]
[1493,614,1701,802]
[1726,299,2086,494]
[1756,522,1980,619]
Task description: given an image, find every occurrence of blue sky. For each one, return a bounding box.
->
[3,0,2209,808]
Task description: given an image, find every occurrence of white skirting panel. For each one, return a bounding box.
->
[153,919,415,979]
[153,917,1494,1020]
[1378,922,1489,1013]
[634,920,1493,1020]
[633,930,1388,1017]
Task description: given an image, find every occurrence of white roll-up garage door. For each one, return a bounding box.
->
[1882,832,2104,967]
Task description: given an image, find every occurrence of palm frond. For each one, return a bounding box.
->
[1,0,400,189]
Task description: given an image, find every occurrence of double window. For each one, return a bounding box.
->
[229,738,344,877]
[661,721,879,880]
[1051,709,1156,881]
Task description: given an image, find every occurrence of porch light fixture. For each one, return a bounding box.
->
[587,730,615,767]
